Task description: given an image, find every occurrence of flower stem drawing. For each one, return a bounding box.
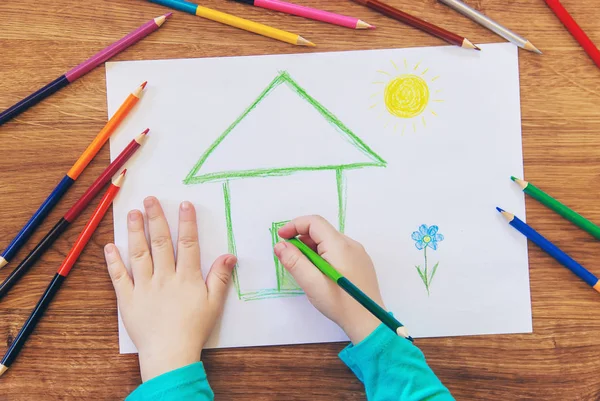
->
[411,224,444,296]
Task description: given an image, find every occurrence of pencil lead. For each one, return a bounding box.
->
[155,14,170,27]
[356,20,375,30]
[524,41,542,55]
[396,326,410,338]
[135,129,149,144]
[474,45,481,51]
[0,257,6,269]
[133,82,146,98]
[496,207,504,213]
[462,38,479,50]
[296,36,316,47]
[511,177,528,189]
[113,170,127,187]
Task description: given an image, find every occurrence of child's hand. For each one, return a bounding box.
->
[274,216,384,344]
[104,197,236,382]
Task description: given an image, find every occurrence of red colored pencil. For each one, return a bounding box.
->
[352,0,479,50]
[0,171,126,376]
[544,0,600,69]
[0,129,147,301]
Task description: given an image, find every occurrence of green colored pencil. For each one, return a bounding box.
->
[511,176,600,239]
[286,238,413,341]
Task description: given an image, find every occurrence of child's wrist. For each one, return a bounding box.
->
[139,348,202,382]
[342,313,382,345]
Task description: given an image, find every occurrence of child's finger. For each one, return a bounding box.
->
[144,196,175,278]
[273,241,327,294]
[176,201,201,275]
[206,255,237,307]
[105,243,133,301]
[298,234,318,252]
[278,215,341,247]
[128,209,153,283]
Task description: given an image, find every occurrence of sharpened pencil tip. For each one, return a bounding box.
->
[511,177,528,189]
[0,364,7,377]
[141,81,148,90]
[165,12,173,19]
[142,128,150,135]
[496,207,504,213]
[0,257,6,269]
[474,45,481,51]
[524,41,542,55]
[113,170,127,187]
[356,20,375,29]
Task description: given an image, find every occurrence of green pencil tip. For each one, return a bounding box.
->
[510,176,518,182]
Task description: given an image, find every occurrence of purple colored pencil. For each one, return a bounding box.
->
[0,13,172,126]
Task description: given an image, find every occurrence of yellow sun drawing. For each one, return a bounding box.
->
[370,60,443,134]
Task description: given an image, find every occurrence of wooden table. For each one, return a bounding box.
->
[1,0,600,399]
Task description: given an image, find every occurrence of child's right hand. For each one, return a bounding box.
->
[274,216,385,344]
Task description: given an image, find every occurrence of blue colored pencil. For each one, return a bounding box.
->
[0,83,146,269]
[497,207,600,292]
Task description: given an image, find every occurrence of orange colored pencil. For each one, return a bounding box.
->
[0,82,145,270]
[0,171,126,376]
[68,82,146,179]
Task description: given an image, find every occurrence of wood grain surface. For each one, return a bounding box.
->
[1,0,600,399]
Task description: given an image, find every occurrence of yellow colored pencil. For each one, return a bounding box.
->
[149,0,316,47]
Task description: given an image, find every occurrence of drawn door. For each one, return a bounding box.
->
[224,172,339,301]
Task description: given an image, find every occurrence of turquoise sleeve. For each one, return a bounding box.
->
[126,362,214,401]
[339,324,454,401]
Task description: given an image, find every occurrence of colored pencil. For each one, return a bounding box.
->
[232,0,374,30]
[544,0,600,69]
[0,82,145,270]
[286,238,413,341]
[497,207,599,292]
[511,176,600,240]
[0,130,147,301]
[0,171,126,377]
[351,0,478,50]
[149,0,315,46]
[0,15,169,126]
[438,0,541,54]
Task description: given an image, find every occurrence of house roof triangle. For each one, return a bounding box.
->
[184,71,386,185]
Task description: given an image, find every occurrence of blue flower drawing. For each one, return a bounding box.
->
[411,224,444,296]
[411,224,444,250]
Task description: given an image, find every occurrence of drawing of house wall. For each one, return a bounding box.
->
[183,71,386,301]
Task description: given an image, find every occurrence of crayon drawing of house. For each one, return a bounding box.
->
[183,71,386,301]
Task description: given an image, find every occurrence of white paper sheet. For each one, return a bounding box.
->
[106,43,531,353]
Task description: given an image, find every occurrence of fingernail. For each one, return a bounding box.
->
[128,211,140,221]
[143,196,156,208]
[181,201,192,211]
[105,244,116,255]
[274,242,287,256]
[226,255,237,268]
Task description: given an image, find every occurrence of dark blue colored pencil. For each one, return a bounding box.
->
[497,207,600,292]
[0,176,74,269]
[0,76,70,126]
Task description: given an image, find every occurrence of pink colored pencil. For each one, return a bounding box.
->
[0,13,172,126]
[233,0,374,29]
[67,13,172,81]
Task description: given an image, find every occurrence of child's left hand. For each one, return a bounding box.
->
[104,196,236,382]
